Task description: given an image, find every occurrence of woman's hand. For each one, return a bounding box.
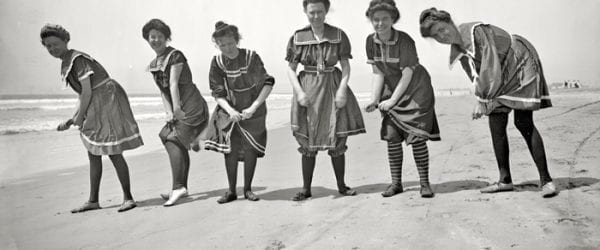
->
[472,102,485,120]
[173,108,185,120]
[296,91,311,107]
[165,111,174,121]
[227,108,243,122]
[378,99,396,112]
[57,119,74,131]
[241,105,258,120]
[335,89,347,109]
[365,100,379,113]
[73,116,84,127]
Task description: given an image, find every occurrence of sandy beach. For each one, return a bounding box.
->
[1,88,599,249]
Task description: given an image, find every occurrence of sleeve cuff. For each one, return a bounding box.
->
[78,71,94,81]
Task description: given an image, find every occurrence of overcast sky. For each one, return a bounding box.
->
[1,0,598,95]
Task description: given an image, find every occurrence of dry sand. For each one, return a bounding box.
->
[1,88,599,249]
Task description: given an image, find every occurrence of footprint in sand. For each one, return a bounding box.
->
[468,164,482,169]
[265,240,286,250]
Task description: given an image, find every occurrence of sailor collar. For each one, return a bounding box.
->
[147,46,178,72]
[293,23,342,45]
[449,22,483,69]
[60,49,95,86]
[372,29,400,45]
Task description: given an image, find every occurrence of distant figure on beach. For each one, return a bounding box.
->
[364,0,440,198]
[143,19,209,206]
[203,21,275,204]
[286,0,366,201]
[419,8,558,197]
[41,24,143,213]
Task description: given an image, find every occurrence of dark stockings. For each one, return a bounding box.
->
[224,150,258,194]
[331,154,347,191]
[165,141,190,190]
[300,155,316,193]
[87,152,133,203]
[299,153,348,193]
[488,110,552,186]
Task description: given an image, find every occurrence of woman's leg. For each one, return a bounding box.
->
[243,150,259,201]
[164,141,188,190]
[181,148,190,189]
[412,141,430,185]
[163,141,190,206]
[108,154,133,201]
[412,141,434,197]
[71,152,103,213]
[216,152,240,204]
[109,154,137,212]
[331,153,346,190]
[243,150,258,192]
[381,141,404,197]
[488,112,512,184]
[388,141,404,186]
[513,110,553,186]
[87,152,103,203]
[301,155,316,194]
[224,152,239,194]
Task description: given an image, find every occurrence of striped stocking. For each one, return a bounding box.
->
[387,141,403,185]
[412,141,429,185]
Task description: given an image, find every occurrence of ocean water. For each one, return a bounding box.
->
[0,93,295,136]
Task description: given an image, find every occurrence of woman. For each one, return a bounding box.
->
[286,0,366,201]
[40,24,143,213]
[364,0,440,198]
[204,21,275,204]
[143,19,209,206]
[419,8,557,197]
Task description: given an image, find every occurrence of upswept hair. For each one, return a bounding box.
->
[365,0,400,23]
[142,19,172,41]
[419,8,453,38]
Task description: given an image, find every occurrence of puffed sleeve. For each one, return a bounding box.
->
[251,52,275,86]
[209,56,228,98]
[168,50,187,66]
[71,56,94,81]
[338,30,352,60]
[285,35,301,63]
[365,35,375,64]
[473,25,503,102]
[398,34,419,69]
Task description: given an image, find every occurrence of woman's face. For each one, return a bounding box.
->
[215,35,239,58]
[304,2,327,27]
[429,21,458,45]
[371,10,394,35]
[42,36,68,58]
[147,29,168,53]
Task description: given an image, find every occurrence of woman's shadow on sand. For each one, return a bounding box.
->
[512,177,600,192]
[121,177,598,207]
[132,187,268,208]
[258,177,599,201]
[256,180,493,201]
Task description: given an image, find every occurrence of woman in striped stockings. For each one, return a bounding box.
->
[364,0,440,198]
